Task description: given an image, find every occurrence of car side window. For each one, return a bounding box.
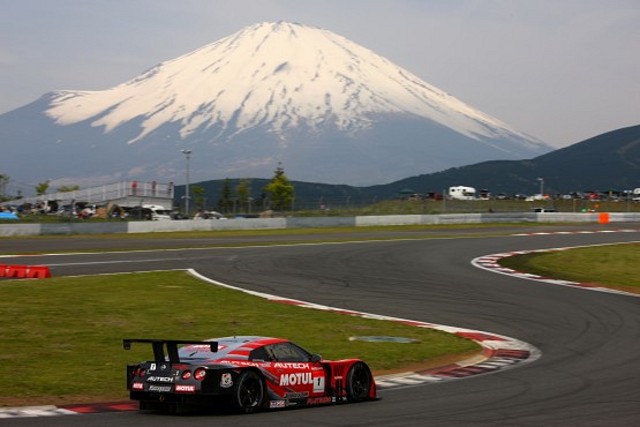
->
[248,347,273,362]
[267,343,311,362]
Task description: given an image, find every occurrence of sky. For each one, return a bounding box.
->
[1,0,638,149]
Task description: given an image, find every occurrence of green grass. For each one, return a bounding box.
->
[0,271,478,405]
[499,243,640,291]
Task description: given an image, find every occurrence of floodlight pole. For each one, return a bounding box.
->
[537,177,544,197]
[181,149,192,216]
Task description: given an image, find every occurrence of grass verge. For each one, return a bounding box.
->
[499,243,640,292]
[0,271,479,406]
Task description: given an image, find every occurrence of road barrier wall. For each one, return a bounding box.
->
[1,212,640,236]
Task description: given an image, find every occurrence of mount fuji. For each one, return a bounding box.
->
[1,21,552,189]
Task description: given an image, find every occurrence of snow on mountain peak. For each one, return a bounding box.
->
[45,21,527,144]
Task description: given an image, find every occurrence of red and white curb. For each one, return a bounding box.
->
[0,406,77,418]
[0,402,138,418]
[472,243,640,298]
[0,270,540,418]
[192,272,540,390]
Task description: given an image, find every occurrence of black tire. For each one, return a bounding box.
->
[232,370,265,414]
[345,362,372,402]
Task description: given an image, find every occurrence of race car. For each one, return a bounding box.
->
[123,336,377,413]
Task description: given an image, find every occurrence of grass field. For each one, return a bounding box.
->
[0,271,478,406]
[499,243,640,292]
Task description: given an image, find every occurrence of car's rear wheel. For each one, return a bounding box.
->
[232,370,265,413]
[345,362,372,402]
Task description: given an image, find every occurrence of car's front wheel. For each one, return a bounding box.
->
[345,362,372,402]
[231,370,265,413]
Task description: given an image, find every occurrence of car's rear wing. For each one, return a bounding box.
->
[123,339,218,363]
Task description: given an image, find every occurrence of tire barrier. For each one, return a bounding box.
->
[0,264,52,279]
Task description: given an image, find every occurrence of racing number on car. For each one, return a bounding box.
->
[313,371,325,393]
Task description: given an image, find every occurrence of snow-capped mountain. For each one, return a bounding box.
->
[1,21,552,190]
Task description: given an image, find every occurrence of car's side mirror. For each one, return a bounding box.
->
[310,353,322,363]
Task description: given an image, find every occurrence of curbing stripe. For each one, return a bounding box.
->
[472,240,640,298]
[189,271,541,392]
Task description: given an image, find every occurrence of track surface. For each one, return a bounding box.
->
[2,224,640,426]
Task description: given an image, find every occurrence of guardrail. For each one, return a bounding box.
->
[1,212,640,237]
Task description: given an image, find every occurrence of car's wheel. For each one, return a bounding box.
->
[345,362,372,402]
[232,370,265,413]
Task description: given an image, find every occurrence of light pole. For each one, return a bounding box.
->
[537,177,544,198]
[181,149,192,216]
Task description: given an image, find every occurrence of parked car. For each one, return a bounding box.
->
[125,206,153,220]
[193,210,225,219]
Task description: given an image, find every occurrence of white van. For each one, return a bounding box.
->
[142,204,173,220]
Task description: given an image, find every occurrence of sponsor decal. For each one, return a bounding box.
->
[146,376,174,383]
[175,384,196,393]
[285,391,309,398]
[149,363,157,371]
[280,372,312,386]
[148,385,172,392]
[132,382,144,390]
[273,362,310,369]
[269,400,286,408]
[216,359,261,367]
[220,373,233,388]
[187,344,213,350]
[307,396,332,405]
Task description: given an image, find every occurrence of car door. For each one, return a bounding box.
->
[267,342,326,397]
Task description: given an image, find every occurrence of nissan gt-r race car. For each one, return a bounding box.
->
[123,336,378,413]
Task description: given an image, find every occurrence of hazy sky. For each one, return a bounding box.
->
[1,0,638,148]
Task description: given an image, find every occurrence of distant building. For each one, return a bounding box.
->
[448,186,476,200]
[1,181,174,210]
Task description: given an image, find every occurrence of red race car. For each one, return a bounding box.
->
[123,336,378,413]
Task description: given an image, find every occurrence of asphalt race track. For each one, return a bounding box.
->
[2,224,640,426]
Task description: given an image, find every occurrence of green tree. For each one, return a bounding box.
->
[265,164,294,211]
[35,181,50,196]
[57,185,80,193]
[190,185,206,210]
[218,178,233,213]
[236,179,252,213]
[0,174,9,201]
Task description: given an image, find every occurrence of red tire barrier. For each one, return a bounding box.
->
[0,265,51,279]
[6,265,27,278]
[27,266,52,279]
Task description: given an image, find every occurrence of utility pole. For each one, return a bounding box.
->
[537,177,544,198]
[181,149,192,216]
